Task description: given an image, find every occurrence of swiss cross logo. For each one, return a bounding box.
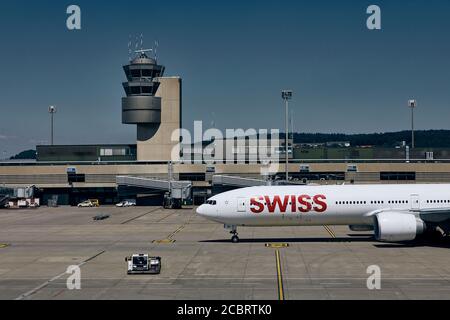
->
[250,195,327,214]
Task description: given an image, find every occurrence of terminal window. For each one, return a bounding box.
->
[288,172,345,181]
[380,172,416,181]
[101,149,113,156]
[179,173,206,181]
[68,173,86,183]
[100,148,127,157]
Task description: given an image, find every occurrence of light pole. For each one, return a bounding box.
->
[282,90,293,182]
[408,100,417,148]
[48,106,57,146]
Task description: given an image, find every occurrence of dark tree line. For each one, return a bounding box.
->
[8,130,450,160]
[292,130,450,148]
[9,150,37,160]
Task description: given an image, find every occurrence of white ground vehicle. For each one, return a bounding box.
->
[116,200,136,207]
[77,200,96,207]
[126,254,161,274]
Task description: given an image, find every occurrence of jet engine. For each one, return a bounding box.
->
[374,211,426,242]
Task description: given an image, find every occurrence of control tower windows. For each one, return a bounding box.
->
[131,87,140,95]
[131,69,141,78]
[142,69,153,77]
[141,86,152,94]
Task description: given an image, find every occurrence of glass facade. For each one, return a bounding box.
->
[37,145,137,162]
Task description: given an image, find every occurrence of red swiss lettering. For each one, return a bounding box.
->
[264,195,289,213]
[250,197,264,214]
[298,195,312,213]
[251,194,327,214]
[291,195,297,213]
[313,194,327,213]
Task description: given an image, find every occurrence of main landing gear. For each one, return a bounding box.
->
[226,225,239,243]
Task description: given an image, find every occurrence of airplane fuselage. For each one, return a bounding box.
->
[197,184,450,227]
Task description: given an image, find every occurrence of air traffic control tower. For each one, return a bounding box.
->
[122,50,181,161]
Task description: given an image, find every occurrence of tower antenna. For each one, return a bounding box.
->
[211,112,216,128]
[154,41,159,60]
[135,49,153,54]
[128,35,132,61]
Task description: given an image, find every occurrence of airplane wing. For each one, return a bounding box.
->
[364,208,450,223]
[415,208,450,223]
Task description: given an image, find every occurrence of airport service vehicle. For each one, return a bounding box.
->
[77,199,100,208]
[93,214,110,221]
[116,200,136,207]
[197,184,450,243]
[18,200,29,208]
[89,199,100,207]
[125,254,161,274]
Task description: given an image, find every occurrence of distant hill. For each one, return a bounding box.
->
[292,130,450,148]
[10,150,37,160]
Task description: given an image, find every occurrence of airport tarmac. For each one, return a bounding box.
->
[0,206,449,300]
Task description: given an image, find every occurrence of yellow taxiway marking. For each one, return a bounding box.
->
[168,226,185,239]
[323,225,336,238]
[265,243,289,248]
[153,225,185,244]
[275,250,285,301]
[152,239,176,244]
[0,244,10,249]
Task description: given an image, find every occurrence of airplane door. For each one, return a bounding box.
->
[237,198,246,212]
[410,194,420,210]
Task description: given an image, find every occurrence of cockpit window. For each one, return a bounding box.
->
[206,200,217,205]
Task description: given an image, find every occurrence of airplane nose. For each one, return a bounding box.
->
[196,205,207,217]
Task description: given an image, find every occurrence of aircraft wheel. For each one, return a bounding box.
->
[231,235,240,243]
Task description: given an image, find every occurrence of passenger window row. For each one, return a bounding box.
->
[335,200,410,205]
[387,200,408,204]
[335,201,368,205]
[426,200,450,204]
[335,199,450,206]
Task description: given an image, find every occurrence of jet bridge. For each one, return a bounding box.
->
[212,175,268,188]
[211,175,268,195]
[116,176,192,208]
[211,175,306,196]
[0,195,9,208]
[0,187,16,208]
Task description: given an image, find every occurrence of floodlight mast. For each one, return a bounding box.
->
[408,100,417,149]
[282,90,293,182]
[48,106,57,146]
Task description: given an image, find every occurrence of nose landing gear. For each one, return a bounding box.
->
[225,225,240,243]
[231,233,240,243]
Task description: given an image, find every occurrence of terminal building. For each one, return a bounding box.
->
[2,50,450,206]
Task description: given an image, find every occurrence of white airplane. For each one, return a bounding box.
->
[196,184,450,243]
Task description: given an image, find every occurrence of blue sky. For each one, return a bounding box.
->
[0,0,449,156]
